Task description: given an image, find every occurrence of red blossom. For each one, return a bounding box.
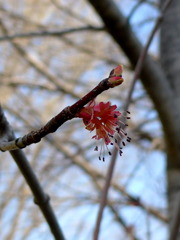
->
[77,100,131,160]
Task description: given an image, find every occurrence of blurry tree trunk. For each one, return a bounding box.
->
[160,0,180,239]
[88,0,180,238]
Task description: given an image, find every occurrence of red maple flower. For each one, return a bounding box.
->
[77,100,131,160]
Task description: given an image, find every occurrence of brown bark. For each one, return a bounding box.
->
[160,0,180,238]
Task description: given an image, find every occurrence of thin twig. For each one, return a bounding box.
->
[93,0,173,239]
[93,149,117,240]
[0,20,81,100]
[124,0,173,112]
[127,0,146,23]
[0,26,104,42]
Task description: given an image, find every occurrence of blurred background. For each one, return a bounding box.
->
[0,0,168,239]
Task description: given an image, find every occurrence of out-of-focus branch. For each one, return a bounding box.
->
[124,0,174,112]
[51,0,90,24]
[169,191,180,240]
[88,0,173,135]
[48,136,167,223]
[0,26,104,42]
[0,106,65,240]
[127,0,146,23]
[0,20,80,99]
[93,148,117,240]
[109,206,138,240]
[90,0,173,239]
[85,164,139,240]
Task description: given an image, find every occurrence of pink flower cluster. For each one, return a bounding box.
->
[77,100,131,161]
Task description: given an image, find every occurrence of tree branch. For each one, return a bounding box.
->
[87,0,174,137]
[0,106,65,240]
[91,0,173,239]
[0,70,123,151]
[0,26,104,42]
[169,191,180,240]
[0,20,81,100]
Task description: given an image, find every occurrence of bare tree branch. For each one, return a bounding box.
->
[169,191,180,240]
[91,0,173,239]
[87,0,174,137]
[0,20,81,100]
[0,106,65,240]
[0,68,123,151]
[0,26,104,42]
[49,136,167,223]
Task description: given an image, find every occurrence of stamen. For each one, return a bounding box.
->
[119,150,123,156]
[118,120,126,126]
[78,99,131,160]
[105,138,109,143]
[116,127,120,133]
[108,134,114,138]
[94,146,98,151]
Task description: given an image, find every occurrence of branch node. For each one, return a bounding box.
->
[34,194,50,206]
[15,138,25,149]
[0,145,5,152]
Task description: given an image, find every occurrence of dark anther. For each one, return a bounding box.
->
[108,151,112,155]
[122,141,126,146]
[99,156,101,161]
[103,157,105,161]
[116,127,120,132]
[119,150,123,156]
[127,111,130,114]
[108,134,113,138]
[94,146,98,151]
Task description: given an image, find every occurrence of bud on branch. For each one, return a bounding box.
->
[0,65,124,151]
